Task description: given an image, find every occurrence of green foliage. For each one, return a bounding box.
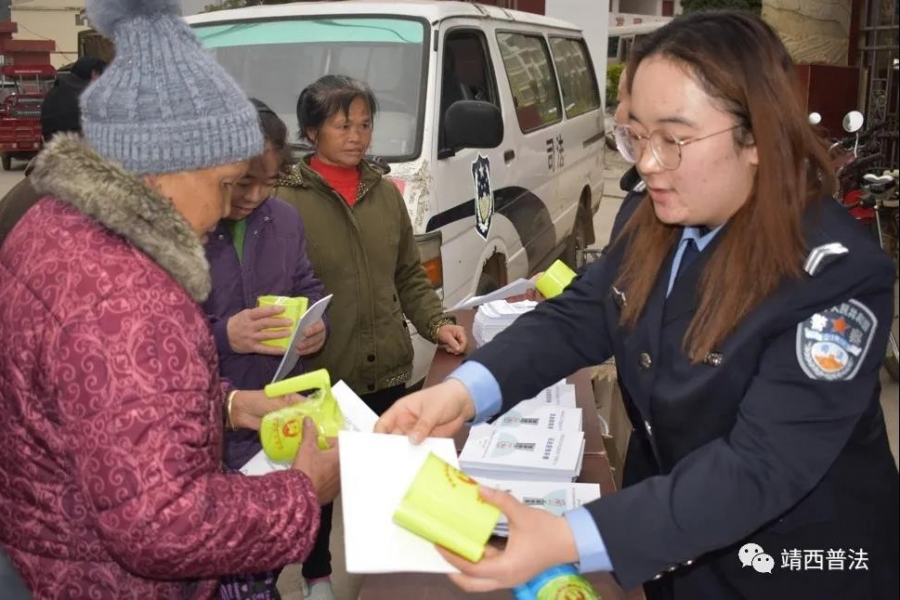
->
[203,0,299,13]
[606,63,626,109]
[203,0,246,12]
[681,0,762,14]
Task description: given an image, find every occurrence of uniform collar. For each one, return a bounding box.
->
[680,224,724,251]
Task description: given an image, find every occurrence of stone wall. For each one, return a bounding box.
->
[762,0,852,65]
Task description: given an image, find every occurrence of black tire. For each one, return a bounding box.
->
[476,272,500,296]
[605,132,618,152]
[887,329,900,382]
[1,154,11,171]
[562,208,589,270]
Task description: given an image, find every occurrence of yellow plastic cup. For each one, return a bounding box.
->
[393,453,500,562]
[259,369,345,459]
[535,260,577,299]
[257,295,307,348]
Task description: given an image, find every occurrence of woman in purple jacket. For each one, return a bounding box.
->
[205,99,328,470]
[205,100,329,599]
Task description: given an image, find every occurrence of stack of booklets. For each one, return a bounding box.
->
[468,380,579,441]
[518,380,577,409]
[459,427,585,482]
[469,403,583,441]
[461,380,585,481]
[475,479,601,537]
[472,300,536,347]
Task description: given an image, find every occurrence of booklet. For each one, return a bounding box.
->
[470,405,583,441]
[475,478,601,536]
[460,428,585,482]
[270,294,333,383]
[515,381,577,409]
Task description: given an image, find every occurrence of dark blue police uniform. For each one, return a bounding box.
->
[470,192,899,599]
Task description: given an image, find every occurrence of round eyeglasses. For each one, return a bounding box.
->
[614,124,741,170]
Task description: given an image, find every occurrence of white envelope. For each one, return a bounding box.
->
[339,431,461,574]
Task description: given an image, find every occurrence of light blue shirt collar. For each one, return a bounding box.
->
[681,224,724,250]
[667,224,725,297]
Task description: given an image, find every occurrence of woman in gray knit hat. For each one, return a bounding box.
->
[0,1,338,598]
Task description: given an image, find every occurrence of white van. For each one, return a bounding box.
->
[188,0,606,383]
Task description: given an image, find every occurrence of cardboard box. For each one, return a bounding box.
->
[591,362,632,490]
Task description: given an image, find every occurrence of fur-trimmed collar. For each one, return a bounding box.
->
[29,134,211,302]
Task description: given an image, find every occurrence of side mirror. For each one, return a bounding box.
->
[808,112,822,126]
[441,101,503,158]
[842,110,864,133]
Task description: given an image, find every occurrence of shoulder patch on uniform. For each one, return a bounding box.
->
[796,299,878,381]
[804,242,849,276]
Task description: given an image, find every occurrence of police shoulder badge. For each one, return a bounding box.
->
[472,154,494,239]
[796,299,878,381]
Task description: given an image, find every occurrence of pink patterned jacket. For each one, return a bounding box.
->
[0,135,320,599]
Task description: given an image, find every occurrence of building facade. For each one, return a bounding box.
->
[8,0,87,68]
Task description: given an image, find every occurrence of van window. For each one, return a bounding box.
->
[439,30,500,149]
[193,17,427,161]
[607,35,621,60]
[496,32,562,133]
[549,37,600,119]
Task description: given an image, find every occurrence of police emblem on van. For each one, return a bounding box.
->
[796,299,877,381]
[472,154,494,239]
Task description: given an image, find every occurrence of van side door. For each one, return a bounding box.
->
[428,22,511,305]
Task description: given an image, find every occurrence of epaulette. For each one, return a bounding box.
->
[804,242,849,276]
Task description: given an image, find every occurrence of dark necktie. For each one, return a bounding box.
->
[676,238,700,280]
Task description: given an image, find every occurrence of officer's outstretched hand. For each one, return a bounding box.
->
[374,379,475,443]
[437,486,580,593]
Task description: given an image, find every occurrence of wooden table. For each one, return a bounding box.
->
[358,310,644,599]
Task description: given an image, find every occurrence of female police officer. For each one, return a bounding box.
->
[376,11,899,600]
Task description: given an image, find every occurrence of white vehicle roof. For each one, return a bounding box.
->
[187,0,581,34]
[608,22,667,36]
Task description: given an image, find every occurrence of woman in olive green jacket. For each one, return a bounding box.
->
[277,75,467,416]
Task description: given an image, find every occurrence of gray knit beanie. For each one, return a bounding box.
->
[80,0,263,175]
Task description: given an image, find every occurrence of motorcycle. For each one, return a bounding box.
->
[811,111,900,381]
[859,169,899,381]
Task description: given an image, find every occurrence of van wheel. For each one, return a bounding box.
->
[1,154,11,171]
[477,272,500,296]
[887,326,899,381]
[562,209,589,270]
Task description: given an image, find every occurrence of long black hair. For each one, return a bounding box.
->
[296,75,378,142]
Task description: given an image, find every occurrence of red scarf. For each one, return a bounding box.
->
[310,156,361,207]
